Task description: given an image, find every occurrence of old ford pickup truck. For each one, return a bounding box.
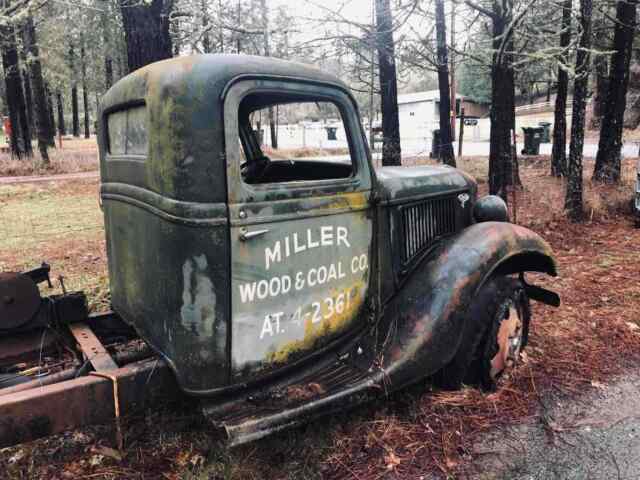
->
[97,54,559,445]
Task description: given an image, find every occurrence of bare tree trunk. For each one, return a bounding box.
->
[551,0,572,177]
[593,0,637,184]
[590,55,608,129]
[435,0,455,166]
[260,0,277,149]
[56,91,66,136]
[375,0,401,166]
[369,28,376,152]
[201,0,211,53]
[81,38,90,139]
[450,2,456,140]
[102,7,114,90]
[1,24,32,158]
[20,61,34,138]
[565,0,593,222]
[118,0,173,72]
[22,15,50,164]
[105,57,114,89]
[45,83,56,146]
[71,85,79,137]
[69,43,80,137]
[488,9,516,199]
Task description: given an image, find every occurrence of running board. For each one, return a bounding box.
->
[202,358,382,446]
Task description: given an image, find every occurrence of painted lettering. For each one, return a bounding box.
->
[320,226,333,246]
[307,229,320,249]
[262,226,351,269]
[337,227,350,247]
[265,242,281,270]
[293,233,306,253]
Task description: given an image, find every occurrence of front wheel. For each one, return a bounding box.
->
[434,276,531,392]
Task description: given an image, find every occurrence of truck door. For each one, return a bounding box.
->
[224,79,373,383]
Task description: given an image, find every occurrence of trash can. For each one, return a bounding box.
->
[326,126,337,140]
[430,129,441,159]
[538,122,552,143]
[521,127,544,155]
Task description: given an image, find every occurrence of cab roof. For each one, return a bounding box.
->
[99,54,352,204]
[101,54,350,112]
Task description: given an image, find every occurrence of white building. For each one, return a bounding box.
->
[397,90,489,154]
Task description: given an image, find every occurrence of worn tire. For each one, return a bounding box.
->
[433,276,530,392]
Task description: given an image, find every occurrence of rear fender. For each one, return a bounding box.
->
[378,221,557,388]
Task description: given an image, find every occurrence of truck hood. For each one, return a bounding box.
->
[374,165,477,204]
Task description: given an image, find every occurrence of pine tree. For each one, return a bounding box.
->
[565,0,593,222]
[593,0,638,183]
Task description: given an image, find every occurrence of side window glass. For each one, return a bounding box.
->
[238,95,354,185]
[107,105,147,156]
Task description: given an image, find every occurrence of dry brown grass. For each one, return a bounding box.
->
[0,137,98,177]
[263,146,350,159]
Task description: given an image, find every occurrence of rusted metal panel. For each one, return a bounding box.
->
[69,322,118,371]
[0,358,176,448]
[0,272,40,331]
[378,221,557,389]
[222,79,374,384]
[0,330,58,365]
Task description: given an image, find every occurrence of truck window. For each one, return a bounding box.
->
[238,94,354,185]
[107,105,147,156]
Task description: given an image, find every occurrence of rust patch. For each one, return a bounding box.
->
[285,382,326,402]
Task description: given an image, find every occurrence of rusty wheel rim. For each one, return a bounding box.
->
[490,303,523,380]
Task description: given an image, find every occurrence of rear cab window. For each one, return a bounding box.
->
[107,105,148,157]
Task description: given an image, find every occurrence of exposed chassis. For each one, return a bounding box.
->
[0,312,178,449]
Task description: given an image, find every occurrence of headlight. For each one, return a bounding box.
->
[473,195,509,223]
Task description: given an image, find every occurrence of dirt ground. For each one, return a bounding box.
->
[1,155,640,479]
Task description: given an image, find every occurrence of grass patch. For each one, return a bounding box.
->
[0,179,108,311]
[0,137,98,177]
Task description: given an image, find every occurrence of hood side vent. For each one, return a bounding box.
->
[400,195,458,266]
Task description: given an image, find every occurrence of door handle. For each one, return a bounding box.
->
[239,228,269,241]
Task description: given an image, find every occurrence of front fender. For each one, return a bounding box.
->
[378,221,557,388]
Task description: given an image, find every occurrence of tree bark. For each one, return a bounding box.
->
[260,0,277,149]
[69,43,80,137]
[105,57,114,89]
[71,84,79,137]
[201,0,211,53]
[22,15,50,164]
[590,55,608,129]
[593,0,637,183]
[118,0,173,72]
[45,83,56,146]
[80,38,90,139]
[487,7,516,199]
[1,24,32,158]
[21,64,34,138]
[551,0,572,177]
[375,0,401,166]
[450,2,456,140]
[435,0,456,166]
[56,91,66,136]
[102,8,114,90]
[565,0,593,222]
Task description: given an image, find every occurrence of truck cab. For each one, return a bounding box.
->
[98,54,558,444]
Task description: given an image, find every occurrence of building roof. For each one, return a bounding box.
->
[397,90,466,105]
